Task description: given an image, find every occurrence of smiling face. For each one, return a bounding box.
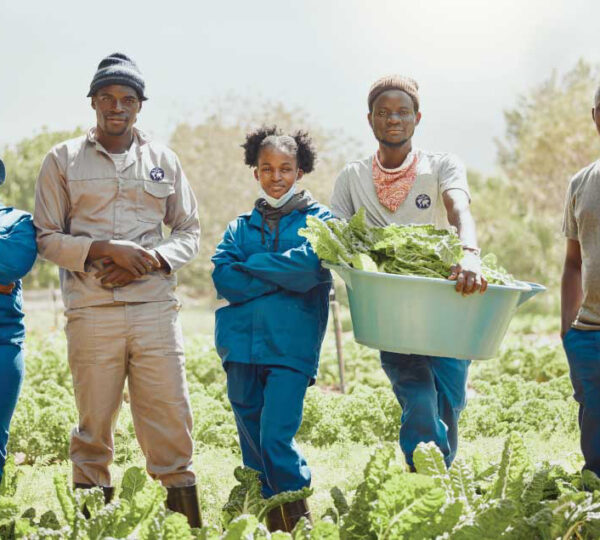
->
[91,84,142,138]
[254,144,304,198]
[368,89,421,148]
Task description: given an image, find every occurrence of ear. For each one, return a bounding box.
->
[592,107,596,122]
[367,111,373,128]
[138,101,143,113]
[415,111,422,126]
[296,169,304,181]
[253,168,259,181]
[91,97,97,111]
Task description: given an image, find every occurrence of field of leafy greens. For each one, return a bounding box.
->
[1,308,595,539]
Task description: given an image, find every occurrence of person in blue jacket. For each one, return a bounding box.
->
[0,157,37,480]
[212,127,332,533]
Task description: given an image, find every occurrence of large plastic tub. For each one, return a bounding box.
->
[325,263,545,360]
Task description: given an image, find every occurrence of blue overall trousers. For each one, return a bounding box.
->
[0,343,24,477]
[563,328,600,475]
[381,351,470,468]
[226,363,311,497]
[0,204,37,479]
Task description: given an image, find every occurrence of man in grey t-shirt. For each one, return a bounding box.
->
[561,84,600,477]
[331,75,486,470]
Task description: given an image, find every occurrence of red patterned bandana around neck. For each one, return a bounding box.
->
[372,151,419,212]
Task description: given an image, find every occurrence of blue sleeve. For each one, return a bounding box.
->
[211,222,279,305]
[0,213,37,284]
[234,208,333,293]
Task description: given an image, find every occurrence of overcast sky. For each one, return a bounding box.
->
[1,0,599,174]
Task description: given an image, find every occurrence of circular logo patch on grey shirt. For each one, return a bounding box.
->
[416,194,431,209]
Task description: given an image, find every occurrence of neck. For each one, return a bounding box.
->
[96,127,134,154]
[377,140,412,169]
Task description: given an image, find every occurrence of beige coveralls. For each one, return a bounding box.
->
[34,128,200,487]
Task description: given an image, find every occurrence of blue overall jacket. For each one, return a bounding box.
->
[212,196,332,380]
[0,204,37,346]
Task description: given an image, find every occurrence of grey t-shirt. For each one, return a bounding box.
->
[562,160,600,331]
[330,149,470,228]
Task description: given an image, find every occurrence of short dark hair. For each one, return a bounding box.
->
[242,126,316,174]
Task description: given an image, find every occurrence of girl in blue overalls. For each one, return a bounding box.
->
[0,158,37,480]
[212,127,332,532]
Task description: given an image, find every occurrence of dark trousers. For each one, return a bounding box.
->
[563,328,600,475]
[226,362,311,498]
[380,351,470,468]
[0,344,24,480]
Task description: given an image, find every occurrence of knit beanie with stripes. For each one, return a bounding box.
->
[87,52,148,100]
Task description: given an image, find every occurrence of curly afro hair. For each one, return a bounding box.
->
[241,125,316,174]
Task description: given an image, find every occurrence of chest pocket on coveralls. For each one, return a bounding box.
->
[136,180,175,223]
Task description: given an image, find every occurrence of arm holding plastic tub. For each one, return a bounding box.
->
[443,188,487,296]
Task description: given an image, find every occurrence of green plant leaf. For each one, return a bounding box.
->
[341,443,396,539]
[223,514,260,539]
[120,466,147,502]
[449,459,478,511]
[0,496,19,525]
[490,433,531,502]
[53,475,76,525]
[221,467,264,527]
[0,456,21,498]
[370,473,445,540]
[451,499,519,539]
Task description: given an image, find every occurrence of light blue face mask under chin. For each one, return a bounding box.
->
[258,179,298,208]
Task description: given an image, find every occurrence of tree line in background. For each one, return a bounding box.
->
[2,60,599,312]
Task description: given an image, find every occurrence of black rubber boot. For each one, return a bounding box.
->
[266,499,312,533]
[102,486,115,503]
[74,483,115,518]
[266,505,288,533]
[166,484,202,529]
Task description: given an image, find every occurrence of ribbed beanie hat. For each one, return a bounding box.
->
[368,75,419,112]
[87,52,147,100]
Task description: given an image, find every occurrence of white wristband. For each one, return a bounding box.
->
[462,246,481,256]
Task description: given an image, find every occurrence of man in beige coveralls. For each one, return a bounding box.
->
[33,53,201,527]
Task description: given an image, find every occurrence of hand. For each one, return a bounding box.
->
[94,261,138,288]
[0,283,15,295]
[153,250,170,272]
[448,251,488,296]
[104,241,161,277]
